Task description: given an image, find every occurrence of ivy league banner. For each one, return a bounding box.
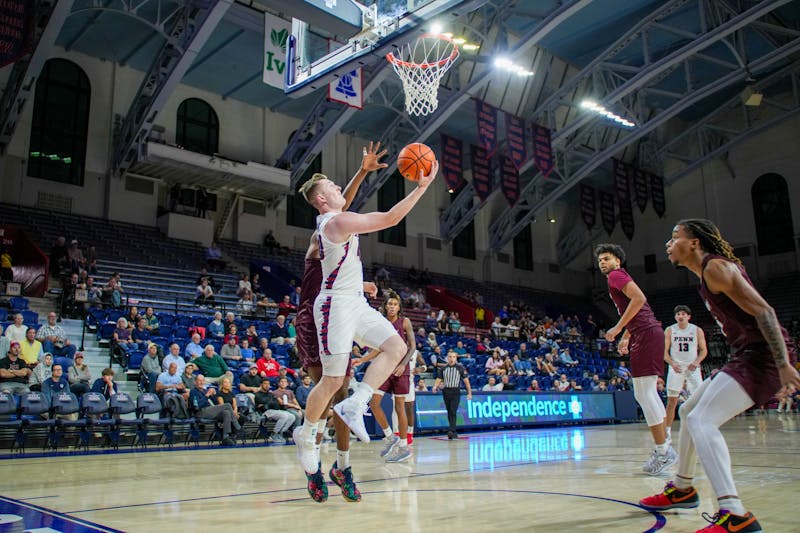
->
[579,184,596,229]
[632,166,648,213]
[470,145,492,202]
[600,191,616,236]
[0,0,34,68]
[263,12,291,88]
[475,99,498,156]
[614,159,635,240]
[505,113,527,168]
[441,133,466,193]
[500,155,519,206]
[651,172,666,217]
[532,123,554,178]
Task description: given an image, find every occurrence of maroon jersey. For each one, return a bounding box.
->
[296,259,322,368]
[699,254,792,353]
[390,316,411,376]
[607,268,661,332]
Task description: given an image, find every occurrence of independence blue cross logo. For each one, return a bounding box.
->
[568,395,582,419]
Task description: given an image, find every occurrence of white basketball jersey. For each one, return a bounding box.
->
[669,323,698,365]
[317,212,363,292]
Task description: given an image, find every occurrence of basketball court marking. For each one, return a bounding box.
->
[0,495,125,533]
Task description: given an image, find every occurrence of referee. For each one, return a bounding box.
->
[434,350,472,439]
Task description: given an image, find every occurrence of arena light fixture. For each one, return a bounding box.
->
[579,99,635,128]
[494,56,533,76]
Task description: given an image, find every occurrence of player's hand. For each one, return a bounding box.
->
[360,141,388,173]
[671,363,682,374]
[352,358,364,367]
[417,160,438,189]
[776,363,800,398]
[617,337,629,355]
[466,392,472,401]
[605,326,622,341]
[687,362,699,372]
[393,365,405,377]
[363,281,378,298]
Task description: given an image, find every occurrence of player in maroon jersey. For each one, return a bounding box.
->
[294,141,386,503]
[640,219,799,533]
[596,243,677,475]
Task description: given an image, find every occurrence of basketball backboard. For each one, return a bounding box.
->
[283,0,468,96]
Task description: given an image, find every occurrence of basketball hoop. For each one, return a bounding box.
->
[387,33,459,116]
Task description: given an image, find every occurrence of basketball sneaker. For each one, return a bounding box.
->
[333,397,370,442]
[329,461,362,503]
[293,427,319,474]
[643,446,678,475]
[384,446,412,463]
[304,466,328,503]
[380,434,400,458]
[696,510,762,532]
[639,482,699,510]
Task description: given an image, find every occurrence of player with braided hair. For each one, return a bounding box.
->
[640,218,799,533]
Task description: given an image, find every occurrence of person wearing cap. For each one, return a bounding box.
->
[67,353,92,396]
[238,364,263,403]
[181,362,198,391]
[0,342,32,394]
[20,327,44,366]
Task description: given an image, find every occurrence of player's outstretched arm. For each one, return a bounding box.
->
[342,141,388,210]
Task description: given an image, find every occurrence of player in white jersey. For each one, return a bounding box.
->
[294,158,437,495]
[664,305,707,438]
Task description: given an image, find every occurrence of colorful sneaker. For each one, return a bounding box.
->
[643,446,678,475]
[639,482,699,510]
[696,510,762,532]
[380,434,400,458]
[304,466,328,503]
[329,461,361,502]
[333,397,370,442]
[384,445,412,463]
[293,427,319,474]
[407,434,414,445]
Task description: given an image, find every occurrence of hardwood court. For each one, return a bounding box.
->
[1,414,797,532]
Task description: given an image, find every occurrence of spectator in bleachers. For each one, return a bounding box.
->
[257,295,279,317]
[501,354,516,376]
[41,363,71,408]
[189,374,238,446]
[142,307,160,336]
[277,367,298,390]
[243,324,258,347]
[181,361,198,391]
[195,277,215,307]
[513,354,533,375]
[0,245,12,282]
[20,327,44,366]
[195,267,219,293]
[207,312,225,339]
[131,318,151,350]
[517,342,532,361]
[155,362,186,399]
[416,288,428,311]
[239,364,263,402]
[436,309,448,331]
[295,374,314,409]
[256,348,280,380]
[569,379,582,391]
[425,311,438,332]
[475,304,486,328]
[84,276,103,307]
[272,376,303,429]
[220,335,242,362]
[216,377,245,427]
[4,313,27,343]
[66,240,85,273]
[597,380,608,392]
[37,312,77,359]
[490,316,504,338]
[140,344,161,392]
[426,332,438,350]
[28,352,53,391]
[224,324,239,345]
[277,295,297,317]
[497,305,509,324]
[429,345,445,370]
[0,342,31,394]
[485,349,506,376]
[269,315,295,345]
[237,290,257,317]
[453,340,467,357]
[184,333,204,360]
[589,374,602,391]
[414,328,427,352]
[615,361,632,384]
[240,339,255,363]
[254,379,294,443]
[535,355,557,377]
[374,264,390,289]
[194,345,233,385]
[67,353,92,396]
[205,241,227,271]
[482,376,502,391]
[49,236,68,274]
[558,346,578,367]
[476,335,491,354]
[236,274,252,297]
[101,277,122,309]
[448,312,464,334]
[554,374,570,392]
[501,375,516,391]
[124,307,140,331]
[415,377,428,392]
[527,379,541,392]
[91,368,119,400]
[162,343,185,374]
[289,286,302,308]
[224,312,237,333]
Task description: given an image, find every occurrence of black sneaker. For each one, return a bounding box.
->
[221,436,236,446]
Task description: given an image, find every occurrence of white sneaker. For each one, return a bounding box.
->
[333,397,371,442]
[293,427,319,474]
[643,446,678,476]
[384,445,412,463]
[379,434,400,458]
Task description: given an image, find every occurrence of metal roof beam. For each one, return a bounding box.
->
[111,0,234,176]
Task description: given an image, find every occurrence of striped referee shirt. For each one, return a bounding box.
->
[437,363,467,389]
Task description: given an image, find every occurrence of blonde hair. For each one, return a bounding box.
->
[298,173,328,204]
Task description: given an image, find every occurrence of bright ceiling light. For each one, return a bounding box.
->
[580,99,635,127]
[430,23,443,35]
[462,43,480,51]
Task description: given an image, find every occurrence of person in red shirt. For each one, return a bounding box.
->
[256,348,281,379]
[277,295,297,317]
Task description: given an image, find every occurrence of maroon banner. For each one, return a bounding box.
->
[600,191,616,236]
[0,0,33,68]
[440,133,467,193]
[500,155,519,206]
[579,184,596,229]
[613,159,635,240]
[470,145,492,202]
[505,113,527,168]
[475,99,498,156]
[532,123,554,178]
[632,166,648,213]
[651,172,666,217]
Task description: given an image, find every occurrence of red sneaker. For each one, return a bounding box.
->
[639,482,699,510]
[696,510,762,532]
[407,434,413,445]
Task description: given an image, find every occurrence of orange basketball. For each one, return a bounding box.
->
[397,143,436,182]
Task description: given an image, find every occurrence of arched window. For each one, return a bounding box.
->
[751,173,795,256]
[176,98,219,155]
[27,58,91,186]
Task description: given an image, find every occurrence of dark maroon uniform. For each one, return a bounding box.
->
[699,254,797,405]
[296,258,322,370]
[607,268,664,378]
[377,316,411,395]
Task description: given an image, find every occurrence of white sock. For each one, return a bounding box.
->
[666,427,672,440]
[302,419,318,440]
[655,442,669,455]
[398,440,408,449]
[350,382,374,405]
[382,426,393,438]
[407,426,414,436]
[337,449,350,470]
[673,476,693,490]
[718,497,746,515]
[316,419,327,434]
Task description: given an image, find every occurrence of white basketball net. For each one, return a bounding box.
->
[387,34,459,116]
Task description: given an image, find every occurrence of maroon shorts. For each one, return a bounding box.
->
[723,342,796,405]
[296,303,321,370]
[629,325,665,378]
[378,367,411,395]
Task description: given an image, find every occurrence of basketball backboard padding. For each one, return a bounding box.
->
[268,0,363,38]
